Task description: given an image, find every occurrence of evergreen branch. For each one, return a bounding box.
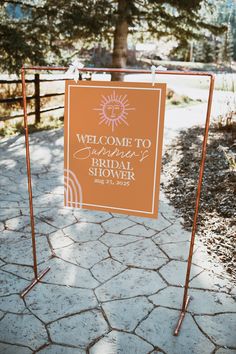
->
[1,0,43,8]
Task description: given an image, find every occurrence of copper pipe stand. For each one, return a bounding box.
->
[20,65,215,334]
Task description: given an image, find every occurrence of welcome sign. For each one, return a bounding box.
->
[64,80,166,218]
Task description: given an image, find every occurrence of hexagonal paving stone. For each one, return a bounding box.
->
[73,209,112,223]
[215,349,236,354]
[91,258,126,283]
[32,194,63,208]
[0,270,29,296]
[49,230,74,249]
[159,260,202,286]
[149,287,236,314]
[37,345,85,354]
[129,213,171,232]
[102,296,153,331]
[0,294,26,314]
[42,258,99,288]
[0,313,48,350]
[149,286,183,310]
[25,283,98,323]
[0,200,18,208]
[230,286,236,295]
[121,224,156,237]
[153,222,190,244]
[63,222,104,242]
[189,290,236,315]
[195,313,236,347]
[1,264,34,281]
[102,218,136,233]
[136,307,215,354]
[0,208,20,222]
[20,207,52,217]
[35,177,62,195]
[0,174,15,187]
[23,218,57,235]
[56,241,109,269]
[48,310,108,348]
[95,268,166,301]
[0,237,51,265]
[39,208,78,229]
[0,229,30,244]
[89,330,153,354]
[1,176,24,192]
[158,200,179,223]
[110,239,168,269]
[0,343,32,354]
[99,233,140,247]
[0,190,22,202]
[5,215,29,231]
[159,241,191,261]
[192,246,222,271]
[190,270,232,292]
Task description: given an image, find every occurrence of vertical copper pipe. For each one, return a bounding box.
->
[175,74,215,334]
[21,67,38,279]
[34,73,41,124]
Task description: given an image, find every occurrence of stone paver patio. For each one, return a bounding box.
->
[0,119,236,353]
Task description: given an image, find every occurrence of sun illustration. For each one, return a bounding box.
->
[94,91,135,131]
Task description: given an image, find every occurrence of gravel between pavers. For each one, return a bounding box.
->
[162,123,236,281]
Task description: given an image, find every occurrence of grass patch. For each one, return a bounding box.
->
[166,89,202,108]
[0,115,64,139]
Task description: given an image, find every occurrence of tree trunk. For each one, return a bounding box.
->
[111,0,129,81]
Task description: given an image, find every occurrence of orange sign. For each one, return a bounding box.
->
[64,80,166,218]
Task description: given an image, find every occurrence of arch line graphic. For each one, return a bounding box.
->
[64,168,83,209]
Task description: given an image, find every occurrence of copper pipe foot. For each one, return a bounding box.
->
[173,295,191,336]
[20,267,50,298]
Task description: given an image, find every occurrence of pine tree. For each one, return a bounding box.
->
[214,0,236,62]
[221,24,234,63]
[0,0,226,76]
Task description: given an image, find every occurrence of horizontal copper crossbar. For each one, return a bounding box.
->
[23,65,215,78]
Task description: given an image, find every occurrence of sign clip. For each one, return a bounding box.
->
[65,59,84,83]
[151,65,168,86]
[151,65,156,86]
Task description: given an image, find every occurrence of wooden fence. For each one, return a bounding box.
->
[0,74,65,123]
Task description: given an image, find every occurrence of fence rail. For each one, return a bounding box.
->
[0,74,65,123]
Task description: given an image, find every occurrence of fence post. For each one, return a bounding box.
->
[34,74,40,124]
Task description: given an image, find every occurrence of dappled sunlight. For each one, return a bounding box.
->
[59,253,80,287]
[92,336,117,354]
[55,134,64,147]
[0,158,17,169]
[31,146,52,165]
